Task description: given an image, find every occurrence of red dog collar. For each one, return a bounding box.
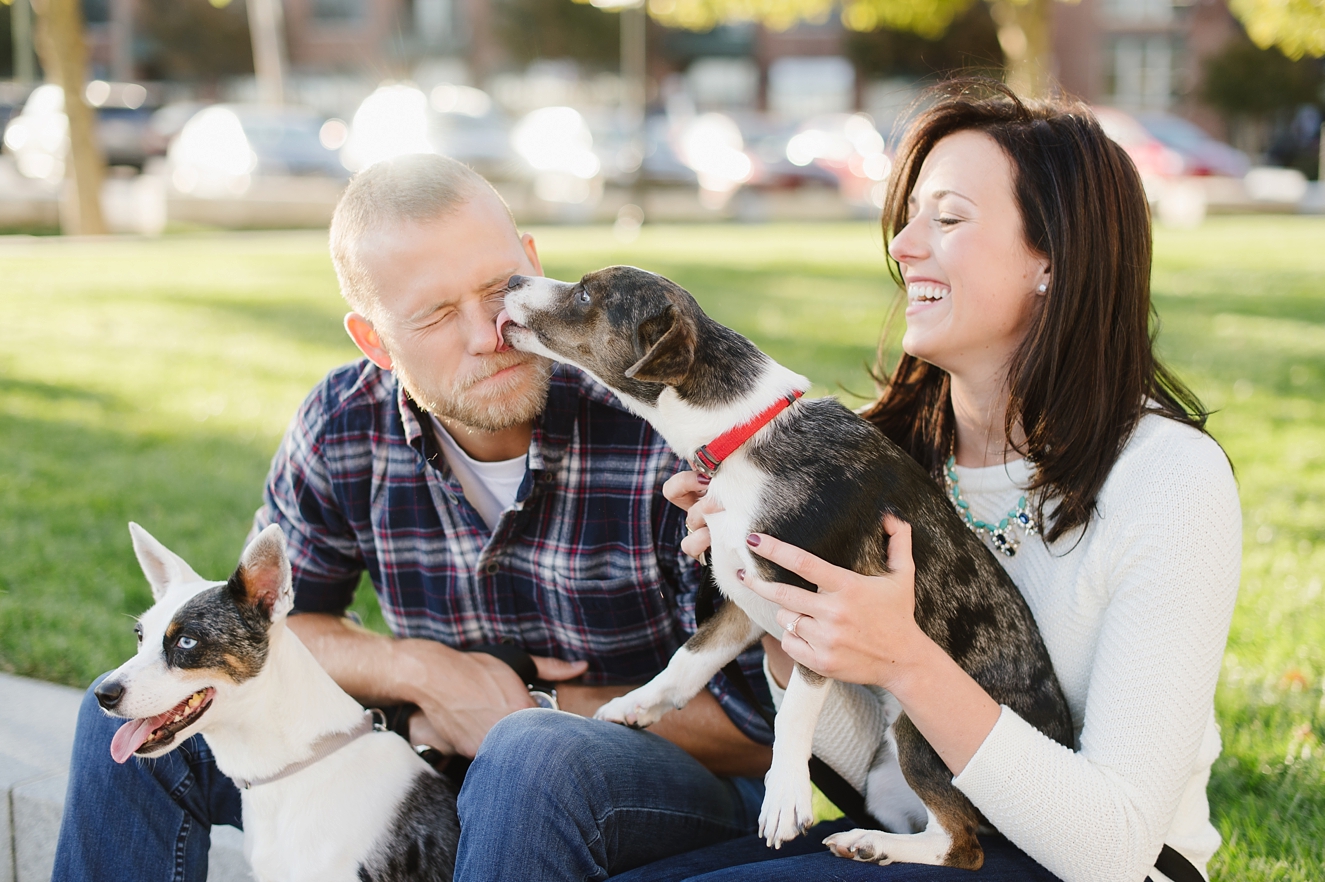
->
[692,390,805,477]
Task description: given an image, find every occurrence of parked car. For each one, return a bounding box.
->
[738,115,839,192]
[1135,112,1250,178]
[588,113,699,188]
[1092,106,1182,180]
[427,84,517,180]
[167,104,348,196]
[640,114,700,186]
[339,83,516,178]
[1,82,158,182]
[0,83,35,145]
[143,101,211,158]
[1094,106,1249,179]
[511,105,604,205]
[778,112,892,205]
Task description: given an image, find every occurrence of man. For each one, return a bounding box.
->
[53,154,772,882]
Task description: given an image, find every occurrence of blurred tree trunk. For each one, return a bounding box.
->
[32,0,106,235]
[990,0,1056,98]
[246,0,287,104]
[12,0,39,83]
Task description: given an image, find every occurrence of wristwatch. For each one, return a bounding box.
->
[528,687,559,710]
[414,743,447,768]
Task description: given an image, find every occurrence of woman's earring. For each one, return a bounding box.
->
[1037,282,1048,293]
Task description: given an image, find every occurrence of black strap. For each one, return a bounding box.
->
[1149,844,1206,882]
[467,639,553,691]
[696,565,885,831]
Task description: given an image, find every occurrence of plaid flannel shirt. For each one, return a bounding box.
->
[252,359,772,744]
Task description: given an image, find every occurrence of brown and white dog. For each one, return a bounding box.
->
[498,266,1073,870]
[94,524,458,882]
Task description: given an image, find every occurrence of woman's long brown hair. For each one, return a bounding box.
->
[861,79,1209,543]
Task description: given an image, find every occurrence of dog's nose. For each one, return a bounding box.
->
[507,275,527,291]
[95,679,125,711]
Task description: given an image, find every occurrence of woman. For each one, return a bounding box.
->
[622,81,1240,882]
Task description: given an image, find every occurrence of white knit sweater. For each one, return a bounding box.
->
[769,413,1241,882]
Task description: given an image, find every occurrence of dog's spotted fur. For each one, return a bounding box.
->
[502,266,1074,869]
[162,578,272,682]
[358,773,461,882]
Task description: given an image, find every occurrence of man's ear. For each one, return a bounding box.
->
[344,313,393,370]
[625,304,696,385]
[129,523,207,601]
[229,524,294,621]
[521,232,544,277]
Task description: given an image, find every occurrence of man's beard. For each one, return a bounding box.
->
[397,352,553,433]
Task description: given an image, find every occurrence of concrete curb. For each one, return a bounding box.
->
[0,673,249,881]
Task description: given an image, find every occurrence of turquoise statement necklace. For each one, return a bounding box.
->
[943,455,1038,557]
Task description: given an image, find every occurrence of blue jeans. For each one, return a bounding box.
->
[454,709,763,880]
[614,819,1067,881]
[54,680,761,881]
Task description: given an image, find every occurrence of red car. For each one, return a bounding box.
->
[1093,106,1249,178]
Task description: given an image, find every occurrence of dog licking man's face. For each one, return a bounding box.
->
[95,524,293,763]
[498,266,698,406]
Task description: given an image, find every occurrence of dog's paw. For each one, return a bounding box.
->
[824,829,894,865]
[593,690,673,729]
[758,765,815,848]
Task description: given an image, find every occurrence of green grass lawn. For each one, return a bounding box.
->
[1,217,1322,878]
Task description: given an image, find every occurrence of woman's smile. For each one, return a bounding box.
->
[904,280,952,317]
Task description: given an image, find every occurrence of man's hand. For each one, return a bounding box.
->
[400,643,590,756]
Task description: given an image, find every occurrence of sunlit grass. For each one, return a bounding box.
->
[1,217,1322,878]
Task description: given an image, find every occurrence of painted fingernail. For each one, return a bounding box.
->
[736,568,746,581]
[746,533,761,547]
[697,474,711,485]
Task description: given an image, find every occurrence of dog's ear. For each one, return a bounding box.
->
[129,522,207,601]
[625,303,696,385]
[230,524,294,621]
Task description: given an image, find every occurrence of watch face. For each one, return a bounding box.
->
[414,744,447,769]
[529,689,559,711]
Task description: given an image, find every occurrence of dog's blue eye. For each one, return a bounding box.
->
[176,636,198,650]
[578,290,591,304]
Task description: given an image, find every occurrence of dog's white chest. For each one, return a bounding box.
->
[240,736,424,882]
[703,457,784,637]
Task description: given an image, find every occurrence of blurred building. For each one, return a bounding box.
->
[280,0,503,77]
[1054,0,1242,134]
[71,0,1243,128]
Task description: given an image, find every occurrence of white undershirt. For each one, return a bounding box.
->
[430,415,528,531]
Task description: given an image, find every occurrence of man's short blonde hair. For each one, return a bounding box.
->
[329,154,515,322]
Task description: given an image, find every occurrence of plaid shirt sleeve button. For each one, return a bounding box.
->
[484,562,500,575]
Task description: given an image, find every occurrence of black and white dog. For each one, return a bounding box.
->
[94,524,457,882]
[498,266,1073,871]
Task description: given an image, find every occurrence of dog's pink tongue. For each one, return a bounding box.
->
[110,714,165,764]
[494,309,514,353]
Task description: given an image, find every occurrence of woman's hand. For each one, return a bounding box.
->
[663,469,723,563]
[741,515,1002,774]
[738,515,930,692]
